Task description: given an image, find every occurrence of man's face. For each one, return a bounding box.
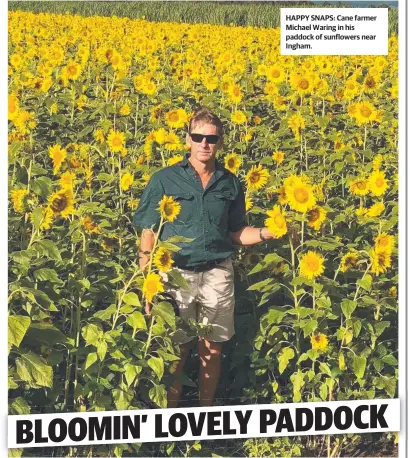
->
[186,122,223,165]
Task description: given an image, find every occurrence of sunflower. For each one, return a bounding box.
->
[286,180,316,213]
[277,186,287,205]
[8,94,19,121]
[375,233,395,254]
[167,155,184,166]
[64,61,82,81]
[372,154,383,171]
[349,177,369,196]
[265,205,288,238]
[266,65,285,83]
[120,172,134,191]
[11,189,28,213]
[224,153,241,174]
[272,151,285,164]
[120,104,131,116]
[231,110,247,124]
[39,207,53,231]
[94,129,105,144]
[299,251,325,280]
[48,144,67,175]
[311,333,328,351]
[245,196,254,212]
[389,286,397,298]
[290,73,313,94]
[107,129,126,153]
[165,132,182,151]
[153,128,167,145]
[143,272,164,303]
[370,248,391,276]
[246,165,270,191]
[340,251,359,273]
[165,108,188,129]
[307,206,327,230]
[288,113,305,140]
[60,171,75,190]
[153,247,174,273]
[226,83,242,104]
[158,196,181,222]
[48,189,75,218]
[352,101,379,125]
[366,202,385,217]
[368,170,389,196]
[82,215,100,234]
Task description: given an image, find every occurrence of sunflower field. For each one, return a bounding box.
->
[8,7,398,458]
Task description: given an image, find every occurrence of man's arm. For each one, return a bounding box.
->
[139,229,155,271]
[229,226,275,246]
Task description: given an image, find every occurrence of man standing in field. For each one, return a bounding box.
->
[134,107,276,407]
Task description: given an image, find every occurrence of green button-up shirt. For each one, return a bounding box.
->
[133,154,246,268]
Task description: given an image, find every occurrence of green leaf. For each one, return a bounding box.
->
[15,352,53,387]
[341,299,357,319]
[8,315,31,351]
[84,352,98,370]
[167,269,190,291]
[9,397,31,415]
[124,363,142,387]
[247,278,275,292]
[152,301,175,329]
[126,311,147,337]
[149,383,167,408]
[8,448,23,457]
[319,362,332,377]
[94,304,117,321]
[381,355,398,366]
[31,177,52,199]
[278,347,295,374]
[112,383,134,410]
[34,268,63,284]
[261,308,285,328]
[34,239,62,263]
[352,355,367,379]
[357,274,372,292]
[374,321,390,337]
[82,324,103,346]
[248,253,284,275]
[301,319,318,338]
[123,292,141,308]
[319,383,328,401]
[97,340,107,361]
[24,323,67,347]
[148,356,164,381]
[31,207,44,231]
[290,370,305,402]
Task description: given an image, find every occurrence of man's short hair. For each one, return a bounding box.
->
[188,107,224,137]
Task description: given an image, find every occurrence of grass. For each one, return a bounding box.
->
[9,1,398,34]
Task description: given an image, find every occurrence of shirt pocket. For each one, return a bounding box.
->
[168,193,195,222]
[209,191,235,226]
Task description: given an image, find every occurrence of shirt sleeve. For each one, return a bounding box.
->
[228,176,247,233]
[133,172,164,231]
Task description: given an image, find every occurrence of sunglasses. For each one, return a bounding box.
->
[190,133,220,145]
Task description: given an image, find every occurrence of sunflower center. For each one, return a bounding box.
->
[249,172,260,184]
[112,136,122,147]
[309,209,320,221]
[163,203,173,216]
[68,65,77,76]
[357,181,366,190]
[294,187,309,203]
[271,69,280,78]
[366,77,376,88]
[169,112,179,122]
[307,258,319,271]
[298,79,309,90]
[228,158,235,168]
[360,106,372,118]
[51,196,68,212]
[376,177,384,187]
[233,87,240,96]
[160,253,170,264]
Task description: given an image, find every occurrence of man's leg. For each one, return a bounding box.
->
[198,338,223,407]
[167,342,191,408]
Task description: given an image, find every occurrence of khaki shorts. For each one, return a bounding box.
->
[159,257,235,344]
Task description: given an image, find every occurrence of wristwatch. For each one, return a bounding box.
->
[259,228,268,242]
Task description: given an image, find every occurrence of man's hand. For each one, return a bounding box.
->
[145,298,153,316]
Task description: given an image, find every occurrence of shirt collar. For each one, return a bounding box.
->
[178,153,227,173]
